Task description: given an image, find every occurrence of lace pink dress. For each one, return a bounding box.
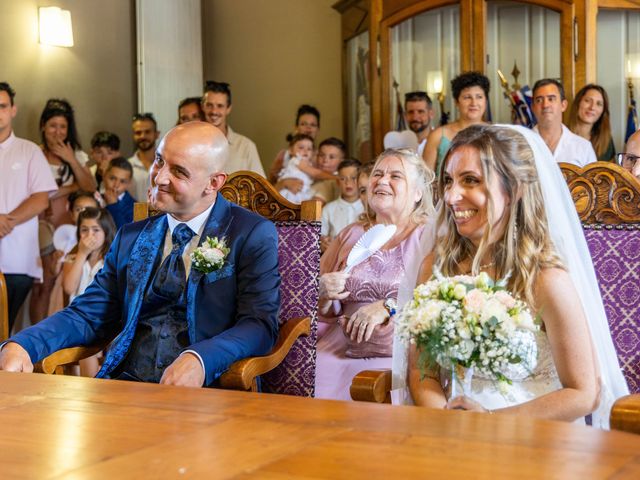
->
[315,222,426,400]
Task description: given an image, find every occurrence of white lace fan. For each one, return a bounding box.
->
[333,224,397,314]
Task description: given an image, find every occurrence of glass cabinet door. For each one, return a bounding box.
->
[485,0,560,124]
[597,9,640,150]
[346,31,372,162]
[389,4,461,129]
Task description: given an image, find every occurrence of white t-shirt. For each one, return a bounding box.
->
[534,124,597,167]
[321,197,364,238]
[127,153,150,202]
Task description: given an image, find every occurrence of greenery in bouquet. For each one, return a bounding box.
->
[190,236,230,274]
[396,270,539,385]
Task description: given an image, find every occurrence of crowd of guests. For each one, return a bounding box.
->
[0,70,633,429]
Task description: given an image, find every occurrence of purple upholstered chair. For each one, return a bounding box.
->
[560,162,640,394]
[220,171,320,397]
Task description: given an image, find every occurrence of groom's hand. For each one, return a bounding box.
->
[0,342,34,373]
[160,352,205,387]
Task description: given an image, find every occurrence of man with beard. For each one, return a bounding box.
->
[128,112,160,201]
[202,81,265,176]
[404,91,435,157]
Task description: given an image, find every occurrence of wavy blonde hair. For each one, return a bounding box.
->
[434,125,564,309]
[360,148,435,227]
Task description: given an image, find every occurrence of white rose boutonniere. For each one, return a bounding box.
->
[190,236,230,274]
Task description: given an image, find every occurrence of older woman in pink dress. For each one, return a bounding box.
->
[315,148,435,400]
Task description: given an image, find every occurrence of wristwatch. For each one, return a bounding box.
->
[383,298,397,317]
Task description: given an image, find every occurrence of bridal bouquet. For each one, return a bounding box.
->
[395,271,539,388]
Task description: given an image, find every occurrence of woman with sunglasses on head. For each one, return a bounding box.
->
[568,84,616,162]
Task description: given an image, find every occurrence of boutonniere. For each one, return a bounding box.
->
[190,236,230,274]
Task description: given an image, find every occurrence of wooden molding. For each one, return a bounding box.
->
[560,162,640,223]
[350,369,392,403]
[610,394,640,434]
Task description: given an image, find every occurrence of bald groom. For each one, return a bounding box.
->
[0,122,280,387]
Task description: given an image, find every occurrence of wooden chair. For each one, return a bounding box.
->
[38,171,322,395]
[351,162,640,403]
[0,272,9,342]
[611,394,640,435]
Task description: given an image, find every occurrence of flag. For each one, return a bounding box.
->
[625,98,638,143]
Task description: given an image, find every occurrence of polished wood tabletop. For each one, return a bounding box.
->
[0,371,639,479]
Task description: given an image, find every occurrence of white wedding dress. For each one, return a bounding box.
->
[391,125,629,428]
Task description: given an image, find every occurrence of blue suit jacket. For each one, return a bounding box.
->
[11,195,281,386]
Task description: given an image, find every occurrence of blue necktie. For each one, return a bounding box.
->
[152,223,195,300]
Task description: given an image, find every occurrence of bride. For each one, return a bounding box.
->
[396,124,628,427]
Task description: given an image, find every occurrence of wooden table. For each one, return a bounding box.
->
[0,372,639,479]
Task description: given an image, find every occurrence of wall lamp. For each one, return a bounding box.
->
[39,6,74,47]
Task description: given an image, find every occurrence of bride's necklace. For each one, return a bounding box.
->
[462,261,494,275]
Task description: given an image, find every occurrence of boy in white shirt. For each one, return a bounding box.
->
[320,159,363,252]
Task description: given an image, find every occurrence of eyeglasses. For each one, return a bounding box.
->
[616,152,640,169]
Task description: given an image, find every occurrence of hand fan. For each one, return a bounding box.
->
[332,224,397,314]
[53,224,78,255]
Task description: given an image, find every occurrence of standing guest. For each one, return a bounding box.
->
[128,112,159,203]
[177,97,205,125]
[423,72,490,176]
[532,78,597,167]
[316,148,435,400]
[268,104,320,184]
[405,91,435,157]
[202,81,265,176]
[102,157,135,229]
[0,82,57,333]
[568,84,615,162]
[31,98,96,323]
[89,131,121,189]
[310,137,348,204]
[0,122,280,388]
[320,159,363,252]
[62,207,116,377]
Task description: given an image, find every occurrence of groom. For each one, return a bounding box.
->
[0,122,280,387]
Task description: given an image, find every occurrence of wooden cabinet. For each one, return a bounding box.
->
[334,0,640,155]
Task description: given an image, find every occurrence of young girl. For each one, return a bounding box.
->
[62,208,116,377]
[278,134,316,203]
[62,207,115,303]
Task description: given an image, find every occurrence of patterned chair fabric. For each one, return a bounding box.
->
[584,224,640,393]
[261,221,320,397]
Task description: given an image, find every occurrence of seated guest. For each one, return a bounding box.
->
[320,158,363,252]
[31,98,97,323]
[619,130,640,178]
[532,78,596,167]
[177,97,205,125]
[315,148,435,400]
[423,72,490,176]
[268,104,320,184]
[404,91,435,156]
[404,125,627,427]
[568,84,615,162]
[202,81,265,176]
[0,122,281,389]
[277,134,316,203]
[102,157,136,229]
[89,131,121,189]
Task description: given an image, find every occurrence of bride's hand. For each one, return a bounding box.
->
[344,300,388,343]
[446,396,491,413]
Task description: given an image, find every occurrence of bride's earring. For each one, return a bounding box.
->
[513,218,518,242]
